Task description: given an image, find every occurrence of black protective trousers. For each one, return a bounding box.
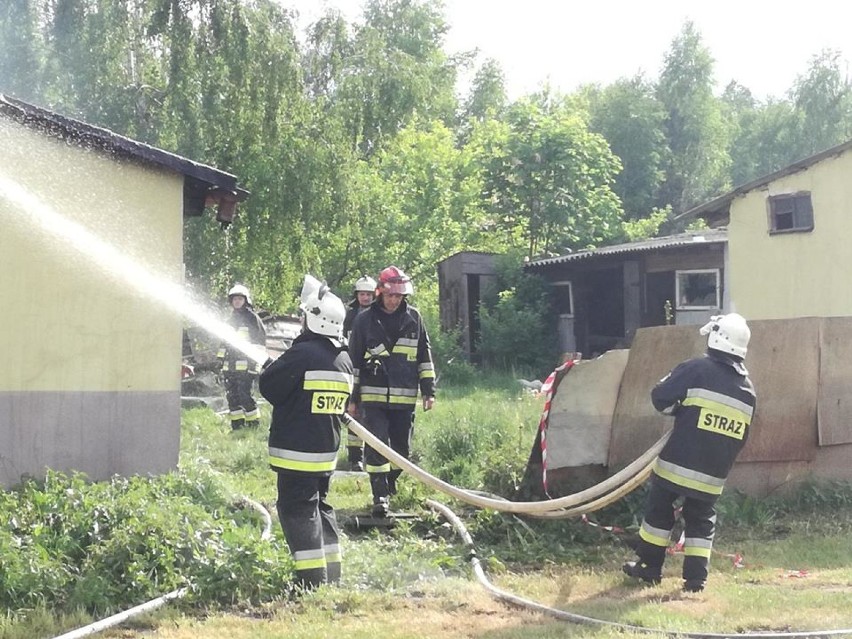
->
[224,372,259,429]
[635,480,717,583]
[276,472,341,590]
[362,407,414,501]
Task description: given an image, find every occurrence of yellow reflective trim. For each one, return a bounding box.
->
[419,370,436,379]
[311,392,349,414]
[269,456,337,472]
[683,546,712,558]
[639,527,669,547]
[304,380,352,392]
[393,345,416,354]
[326,553,342,564]
[683,397,751,425]
[364,350,389,358]
[366,463,391,473]
[295,557,327,570]
[654,463,724,496]
[361,393,417,405]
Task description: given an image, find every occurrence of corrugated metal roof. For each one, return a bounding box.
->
[524,229,727,269]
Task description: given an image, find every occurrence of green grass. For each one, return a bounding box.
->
[8,377,852,638]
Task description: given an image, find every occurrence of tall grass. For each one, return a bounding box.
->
[10,374,852,638]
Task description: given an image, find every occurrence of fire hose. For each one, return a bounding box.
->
[342,412,666,515]
[427,498,852,639]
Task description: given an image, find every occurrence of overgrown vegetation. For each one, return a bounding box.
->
[8,381,852,639]
[4,1,852,319]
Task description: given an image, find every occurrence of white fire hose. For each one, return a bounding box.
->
[342,412,667,515]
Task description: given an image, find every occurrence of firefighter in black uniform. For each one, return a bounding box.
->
[342,275,377,471]
[217,284,267,430]
[347,266,436,517]
[623,313,756,593]
[259,275,353,590]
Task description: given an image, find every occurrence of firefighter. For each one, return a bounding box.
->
[347,266,436,517]
[622,313,756,593]
[217,284,267,430]
[342,275,377,472]
[259,275,353,590]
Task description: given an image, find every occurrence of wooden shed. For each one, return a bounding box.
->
[437,251,497,361]
[524,230,727,358]
[0,95,248,488]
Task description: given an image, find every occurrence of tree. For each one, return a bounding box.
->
[462,57,507,122]
[331,0,459,155]
[0,0,43,101]
[472,98,623,259]
[585,75,667,219]
[656,22,730,215]
[790,49,852,157]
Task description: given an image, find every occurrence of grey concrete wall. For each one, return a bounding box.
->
[0,391,180,487]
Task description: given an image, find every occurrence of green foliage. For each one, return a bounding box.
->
[620,206,669,242]
[0,467,289,618]
[7,2,852,319]
[656,21,731,215]
[476,253,557,376]
[416,381,543,496]
[584,75,668,220]
[472,97,624,258]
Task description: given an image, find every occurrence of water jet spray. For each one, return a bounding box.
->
[0,171,268,367]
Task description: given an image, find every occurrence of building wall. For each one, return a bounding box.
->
[729,150,852,319]
[0,118,183,486]
[437,252,496,359]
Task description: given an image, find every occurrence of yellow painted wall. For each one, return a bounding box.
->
[0,118,183,392]
[728,150,852,319]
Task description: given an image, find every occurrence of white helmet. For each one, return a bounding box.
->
[354,275,377,293]
[700,313,750,358]
[228,284,252,305]
[300,274,346,338]
[299,274,323,311]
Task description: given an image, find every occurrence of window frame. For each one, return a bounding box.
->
[552,280,574,318]
[768,192,814,235]
[675,269,721,311]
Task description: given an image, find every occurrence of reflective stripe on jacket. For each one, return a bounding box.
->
[218,306,266,374]
[650,350,757,500]
[260,332,354,475]
[348,300,435,409]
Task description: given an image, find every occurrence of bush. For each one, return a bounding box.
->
[476,252,557,377]
[0,468,292,618]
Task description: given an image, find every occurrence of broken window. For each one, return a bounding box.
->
[675,269,720,310]
[552,281,573,317]
[769,193,814,233]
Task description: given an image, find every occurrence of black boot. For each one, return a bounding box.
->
[622,561,662,585]
[348,446,364,472]
[683,579,705,592]
[371,496,390,518]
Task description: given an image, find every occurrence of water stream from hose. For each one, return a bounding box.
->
[0,171,268,366]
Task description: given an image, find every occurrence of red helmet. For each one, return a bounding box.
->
[378,265,413,295]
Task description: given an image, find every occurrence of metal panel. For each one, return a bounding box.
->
[546,350,629,469]
[608,326,696,469]
[608,319,819,470]
[818,316,852,446]
[740,317,818,462]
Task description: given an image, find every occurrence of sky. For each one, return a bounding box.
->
[282,0,852,101]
